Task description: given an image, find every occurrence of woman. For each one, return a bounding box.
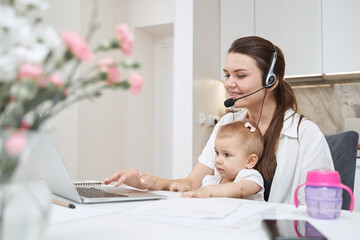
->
[104,36,334,204]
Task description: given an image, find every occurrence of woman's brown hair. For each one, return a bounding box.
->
[227,36,301,181]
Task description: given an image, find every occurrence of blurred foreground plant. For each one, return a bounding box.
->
[0,0,143,130]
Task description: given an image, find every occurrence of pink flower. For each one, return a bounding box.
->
[18,63,43,80]
[37,77,48,88]
[98,57,121,85]
[98,57,114,66]
[62,31,94,61]
[63,88,70,96]
[20,121,31,130]
[48,74,64,88]
[115,24,134,56]
[5,131,28,155]
[129,72,143,95]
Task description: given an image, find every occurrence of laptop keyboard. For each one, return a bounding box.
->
[77,187,128,198]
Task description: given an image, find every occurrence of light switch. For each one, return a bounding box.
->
[199,113,206,125]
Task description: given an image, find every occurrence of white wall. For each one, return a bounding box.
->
[193,0,226,165]
[44,0,83,178]
[45,0,126,180]
[154,35,174,179]
[45,0,175,180]
[116,0,175,28]
[115,0,175,178]
[172,0,194,178]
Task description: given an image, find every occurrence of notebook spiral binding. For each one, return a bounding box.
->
[73,180,104,187]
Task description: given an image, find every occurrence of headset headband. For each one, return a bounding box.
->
[263,44,278,88]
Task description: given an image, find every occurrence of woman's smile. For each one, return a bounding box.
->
[229,91,243,99]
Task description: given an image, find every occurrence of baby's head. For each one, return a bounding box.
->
[214,120,264,180]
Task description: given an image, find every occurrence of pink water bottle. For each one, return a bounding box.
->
[294,170,354,219]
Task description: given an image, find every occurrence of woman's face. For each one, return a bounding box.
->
[223,53,265,109]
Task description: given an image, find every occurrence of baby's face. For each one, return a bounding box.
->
[214,135,249,181]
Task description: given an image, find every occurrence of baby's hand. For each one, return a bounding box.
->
[169,182,192,192]
[181,187,211,198]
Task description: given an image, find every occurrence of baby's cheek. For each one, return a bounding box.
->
[226,169,239,180]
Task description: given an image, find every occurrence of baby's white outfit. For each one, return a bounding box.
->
[201,168,264,201]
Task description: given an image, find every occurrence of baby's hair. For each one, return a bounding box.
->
[216,119,264,160]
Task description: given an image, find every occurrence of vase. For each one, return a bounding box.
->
[0,129,51,240]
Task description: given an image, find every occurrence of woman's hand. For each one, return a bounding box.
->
[103,163,213,191]
[181,186,211,198]
[169,182,192,192]
[104,168,154,189]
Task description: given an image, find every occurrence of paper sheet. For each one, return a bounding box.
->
[126,199,273,232]
[49,204,114,224]
[126,198,242,219]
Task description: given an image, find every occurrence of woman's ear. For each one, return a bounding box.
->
[246,154,258,169]
[267,77,279,91]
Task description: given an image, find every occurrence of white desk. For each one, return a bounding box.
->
[44,190,360,240]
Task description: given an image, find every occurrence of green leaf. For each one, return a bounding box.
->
[0,82,12,113]
[121,59,141,69]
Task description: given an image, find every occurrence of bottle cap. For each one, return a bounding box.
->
[304,170,343,188]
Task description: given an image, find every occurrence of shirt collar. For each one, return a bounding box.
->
[239,108,299,138]
[281,109,299,138]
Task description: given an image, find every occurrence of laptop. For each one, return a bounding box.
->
[32,131,167,203]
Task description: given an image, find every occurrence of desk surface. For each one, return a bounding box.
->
[44,190,360,240]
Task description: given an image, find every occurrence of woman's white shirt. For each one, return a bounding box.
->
[198,108,334,204]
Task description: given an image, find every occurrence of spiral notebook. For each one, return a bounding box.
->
[32,131,167,203]
[73,180,104,187]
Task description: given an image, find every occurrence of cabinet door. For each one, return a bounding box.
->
[322,0,360,74]
[220,0,255,79]
[255,0,322,77]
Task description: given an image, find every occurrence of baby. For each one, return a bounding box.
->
[181,120,264,200]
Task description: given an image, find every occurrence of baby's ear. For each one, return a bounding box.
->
[246,154,258,169]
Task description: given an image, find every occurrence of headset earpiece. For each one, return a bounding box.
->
[265,74,276,88]
[263,44,278,88]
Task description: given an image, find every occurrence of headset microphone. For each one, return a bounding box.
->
[223,86,265,107]
[224,98,236,108]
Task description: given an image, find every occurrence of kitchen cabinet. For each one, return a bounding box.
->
[322,0,360,74]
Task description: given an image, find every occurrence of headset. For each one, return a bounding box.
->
[262,44,278,88]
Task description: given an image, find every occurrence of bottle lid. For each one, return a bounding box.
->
[305,170,343,187]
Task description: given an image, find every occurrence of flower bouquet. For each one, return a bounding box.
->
[0,0,143,238]
[0,0,142,131]
[0,0,143,182]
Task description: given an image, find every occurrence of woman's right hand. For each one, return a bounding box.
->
[104,168,154,189]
